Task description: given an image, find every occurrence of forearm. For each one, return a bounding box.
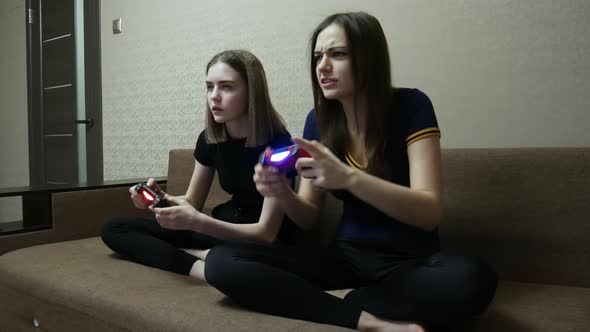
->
[183,161,214,212]
[192,214,274,243]
[278,188,322,231]
[169,195,201,212]
[183,189,212,212]
[346,169,442,230]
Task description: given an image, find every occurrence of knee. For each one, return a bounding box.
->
[204,244,240,291]
[100,217,131,251]
[452,256,498,315]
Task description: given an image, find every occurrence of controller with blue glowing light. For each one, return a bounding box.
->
[134,182,170,208]
[259,144,311,173]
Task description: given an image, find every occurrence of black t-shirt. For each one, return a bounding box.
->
[303,88,441,257]
[194,130,294,211]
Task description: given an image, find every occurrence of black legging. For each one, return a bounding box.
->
[101,217,218,275]
[101,200,300,275]
[204,240,497,329]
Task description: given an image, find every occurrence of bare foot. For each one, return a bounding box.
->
[325,288,354,299]
[188,260,208,283]
[357,311,424,332]
[181,248,210,260]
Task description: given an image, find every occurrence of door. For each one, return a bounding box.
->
[27,0,102,186]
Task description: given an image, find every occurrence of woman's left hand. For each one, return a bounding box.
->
[151,195,206,231]
[293,137,355,190]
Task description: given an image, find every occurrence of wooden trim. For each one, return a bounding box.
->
[84,0,103,185]
[26,0,44,186]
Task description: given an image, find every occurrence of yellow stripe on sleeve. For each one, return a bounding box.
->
[406,132,441,146]
[405,127,441,143]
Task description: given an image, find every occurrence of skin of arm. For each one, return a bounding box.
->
[153,160,289,243]
[182,160,215,211]
[294,136,443,231]
[195,196,286,243]
[155,195,287,244]
[345,137,443,231]
[252,164,326,231]
[278,177,326,231]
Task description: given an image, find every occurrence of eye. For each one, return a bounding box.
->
[313,53,323,64]
[331,50,348,58]
[206,83,213,91]
[221,84,233,91]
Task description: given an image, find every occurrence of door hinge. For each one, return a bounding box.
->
[28,9,35,24]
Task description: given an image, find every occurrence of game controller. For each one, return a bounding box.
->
[259,144,311,173]
[134,182,170,208]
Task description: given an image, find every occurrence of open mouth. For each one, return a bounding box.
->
[320,78,337,87]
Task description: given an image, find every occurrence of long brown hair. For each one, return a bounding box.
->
[205,50,286,147]
[309,12,394,179]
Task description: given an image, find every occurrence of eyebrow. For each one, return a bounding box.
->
[313,46,348,54]
[205,80,236,84]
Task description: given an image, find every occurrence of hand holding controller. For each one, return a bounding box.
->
[259,144,311,173]
[134,182,170,208]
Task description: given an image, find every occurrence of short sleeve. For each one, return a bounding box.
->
[302,110,320,141]
[404,89,441,146]
[194,130,214,166]
[267,131,293,149]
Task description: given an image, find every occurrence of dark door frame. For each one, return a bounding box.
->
[26,0,103,186]
[26,0,42,186]
[83,0,103,185]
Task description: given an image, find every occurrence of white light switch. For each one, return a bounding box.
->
[113,18,122,34]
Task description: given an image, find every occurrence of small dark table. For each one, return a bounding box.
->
[0,177,166,235]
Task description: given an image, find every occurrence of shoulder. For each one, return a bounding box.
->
[305,109,316,124]
[194,129,215,164]
[267,129,293,149]
[196,129,209,146]
[393,88,440,146]
[392,88,433,110]
[303,109,320,141]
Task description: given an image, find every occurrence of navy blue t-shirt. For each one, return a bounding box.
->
[303,88,441,257]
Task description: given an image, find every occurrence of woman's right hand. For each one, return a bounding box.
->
[129,177,160,209]
[253,164,292,198]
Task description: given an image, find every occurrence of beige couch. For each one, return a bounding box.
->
[1,148,589,331]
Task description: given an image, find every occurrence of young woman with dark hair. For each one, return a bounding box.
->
[205,13,497,332]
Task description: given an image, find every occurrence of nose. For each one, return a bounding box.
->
[210,86,221,101]
[316,54,331,73]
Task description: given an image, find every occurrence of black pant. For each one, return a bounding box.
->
[101,217,218,275]
[101,200,261,275]
[204,240,497,329]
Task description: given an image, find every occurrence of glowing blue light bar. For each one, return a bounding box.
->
[270,151,290,162]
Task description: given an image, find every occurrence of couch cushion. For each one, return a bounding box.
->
[458,281,590,332]
[440,148,590,287]
[2,238,589,332]
[0,237,349,332]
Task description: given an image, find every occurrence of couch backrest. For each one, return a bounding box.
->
[166,149,196,196]
[167,148,590,288]
[166,149,231,216]
[440,148,590,288]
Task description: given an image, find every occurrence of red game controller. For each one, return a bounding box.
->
[134,182,170,208]
[259,144,311,173]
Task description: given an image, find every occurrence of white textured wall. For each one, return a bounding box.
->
[101,0,590,181]
[0,0,28,222]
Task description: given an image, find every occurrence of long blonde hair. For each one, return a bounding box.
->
[205,50,287,147]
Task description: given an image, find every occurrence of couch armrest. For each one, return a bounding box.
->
[0,184,161,255]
